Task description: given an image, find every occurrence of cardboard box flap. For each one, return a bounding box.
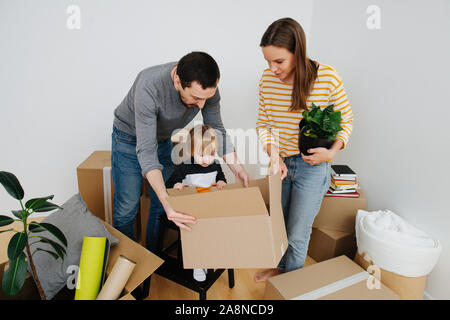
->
[77,151,111,170]
[269,173,282,214]
[103,222,163,294]
[167,187,269,219]
[248,178,270,205]
[267,173,288,262]
[268,255,366,299]
[320,228,354,240]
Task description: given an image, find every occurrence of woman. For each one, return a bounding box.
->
[254,18,353,282]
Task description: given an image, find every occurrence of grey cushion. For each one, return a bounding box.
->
[27,193,119,300]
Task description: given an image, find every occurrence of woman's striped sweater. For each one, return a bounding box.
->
[256,63,353,157]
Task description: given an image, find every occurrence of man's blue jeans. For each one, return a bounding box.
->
[277,154,331,272]
[111,126,174,253]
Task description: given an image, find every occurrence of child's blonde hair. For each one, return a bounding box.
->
[188,125,218,157]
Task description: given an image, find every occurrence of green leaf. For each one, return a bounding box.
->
[0,228,14,234]
[324,105,334,113]
[29,222,67,247]
[33,248,60,260]
[0,171,24,200]
[7,232,28,260]
[302,104,342,139]
[35,237,66,259]
[31,201,62,213]
[11,210,24,219]
[25,195,54,211]
[1,252,28,297]
[0,215,14,227]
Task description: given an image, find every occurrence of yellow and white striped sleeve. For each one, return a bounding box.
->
[329,71,353,148]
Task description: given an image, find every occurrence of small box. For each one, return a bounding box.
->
[76,151,114,223]
[307,227,356,263]
[0,217,163,300]
[167,173,288,269]
[313,189,367,233]
[264,255,399,300]
[76,151,145,242]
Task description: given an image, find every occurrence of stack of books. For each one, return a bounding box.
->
[326,165,360,198]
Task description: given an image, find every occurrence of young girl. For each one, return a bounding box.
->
[254,18,353,282]
[170,124,227,281]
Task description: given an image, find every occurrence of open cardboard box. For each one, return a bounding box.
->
[167,173,288,269]
[264,255,399,300]
[0,217,163,300]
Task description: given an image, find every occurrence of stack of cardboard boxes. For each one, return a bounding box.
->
[307,190,367,262]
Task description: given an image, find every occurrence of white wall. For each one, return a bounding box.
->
[1,0,449,299]
[0,0,313,210]
[308,0,450,299]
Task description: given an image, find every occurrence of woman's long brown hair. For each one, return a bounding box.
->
[260,18,318,111]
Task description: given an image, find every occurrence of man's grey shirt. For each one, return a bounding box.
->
[113,61,234,176]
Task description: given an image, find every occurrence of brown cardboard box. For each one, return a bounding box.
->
[77,151,145,242]
[0,217,163,300]
[313,190,367,233]
[167,173,288,269]
[77,151,114,223]
[264,255,399,300]
[307,227,356,263]
[354,252,427,300]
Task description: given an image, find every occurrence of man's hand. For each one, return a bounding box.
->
[235,168,250,187]
[146,169,196,231]
[165,206,197,231]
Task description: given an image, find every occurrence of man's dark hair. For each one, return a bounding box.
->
[176,51,220,89]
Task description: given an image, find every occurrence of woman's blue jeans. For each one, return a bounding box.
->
[277,154,331,272]
[111,127,174,253]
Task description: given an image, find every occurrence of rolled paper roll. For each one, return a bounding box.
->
[96,255,136,300]
[75,237,110,300]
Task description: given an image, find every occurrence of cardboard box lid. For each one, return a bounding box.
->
[168,186,269,219]
[267,255,399,300]
[77,151,111,170]
[318,228,354,240]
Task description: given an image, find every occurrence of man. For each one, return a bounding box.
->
[111,51,250,253]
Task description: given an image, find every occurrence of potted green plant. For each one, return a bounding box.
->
[298,103,343,156]
[0,171,67,300]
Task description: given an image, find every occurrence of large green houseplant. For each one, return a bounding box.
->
[0,171,67,300]
[298,103,343,156]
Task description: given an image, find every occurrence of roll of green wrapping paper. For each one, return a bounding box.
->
[74,237,110,300]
